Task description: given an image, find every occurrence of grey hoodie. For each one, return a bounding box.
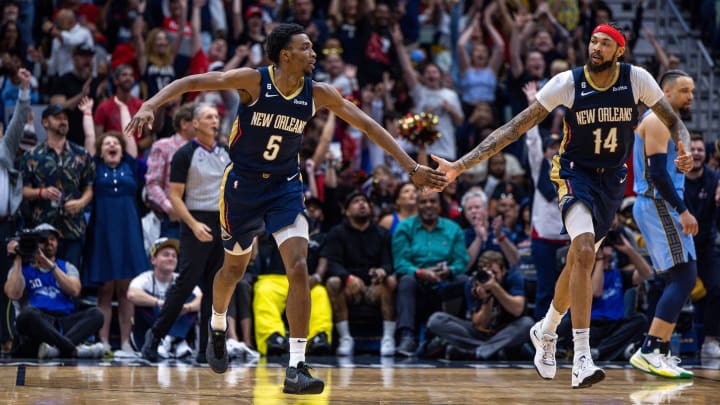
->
[0,87,31,216]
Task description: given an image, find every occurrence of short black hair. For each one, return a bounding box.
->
[266,23,305,64]
[659,69,691,90]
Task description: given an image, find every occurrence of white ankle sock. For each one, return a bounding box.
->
[541,302,565,335]
[573,328,591,361]
[336,321,350,338]
[289,338,307,367]
[383,321,396,339]
[210,306,227,331]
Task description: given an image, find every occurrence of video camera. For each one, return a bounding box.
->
[8,229,49,264]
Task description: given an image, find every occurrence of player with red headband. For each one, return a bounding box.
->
[432,22,693,388]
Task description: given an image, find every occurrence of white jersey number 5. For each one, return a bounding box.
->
[263,135,283,160]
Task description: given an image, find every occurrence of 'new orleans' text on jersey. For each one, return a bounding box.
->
[227,65,315,177]
[561,63,638,169]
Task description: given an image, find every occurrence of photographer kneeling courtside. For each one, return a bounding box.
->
[424,251,533,360]
[4,224,104,359]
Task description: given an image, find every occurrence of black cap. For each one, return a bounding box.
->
[42,104,70,119]
[33,223,61,238]
[73,43,95,56]
[343,191,370,210]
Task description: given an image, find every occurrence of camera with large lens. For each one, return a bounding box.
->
[604,229,623,247]
[12,230,48,264]
[473,268,491,284]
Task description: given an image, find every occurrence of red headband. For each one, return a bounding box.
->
[592,24,626,47]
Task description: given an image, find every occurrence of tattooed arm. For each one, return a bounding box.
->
[650,98,690,147]
[433,102,550,184]
[649,98,692,173]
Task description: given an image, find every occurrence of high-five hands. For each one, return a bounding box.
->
[409,164,448,192]
[428,155,461,192]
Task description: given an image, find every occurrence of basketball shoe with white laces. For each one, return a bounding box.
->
[664,353,694,378]
[571,354,605,388]
[630,348,692,378]
[530,320,557,379]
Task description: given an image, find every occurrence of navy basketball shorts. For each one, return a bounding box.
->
[219,165,305,252]
[550,157,627,243]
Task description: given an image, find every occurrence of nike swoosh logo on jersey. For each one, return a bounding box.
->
[265,92,279,98]
[581,90,595,97]
[619,175,627,183]
[287,172,299,181]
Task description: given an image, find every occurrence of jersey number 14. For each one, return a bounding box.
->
[593,127,618,155]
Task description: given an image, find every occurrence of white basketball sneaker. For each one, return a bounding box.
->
[572,354,605,389]
[380,336,396,357]
[336,335,354,356]
[530,320,557,379]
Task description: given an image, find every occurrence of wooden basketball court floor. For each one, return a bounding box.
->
[1,356,719,404]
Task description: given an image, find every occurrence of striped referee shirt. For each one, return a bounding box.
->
[170,139,229,212]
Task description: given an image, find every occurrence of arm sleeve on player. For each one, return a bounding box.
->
[647,153,687,213]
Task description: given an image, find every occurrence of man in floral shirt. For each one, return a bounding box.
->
[20,105,95,268]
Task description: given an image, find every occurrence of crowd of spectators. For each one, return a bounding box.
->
[1,0,719,362]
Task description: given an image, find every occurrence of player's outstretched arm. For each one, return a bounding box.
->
[649,97,692,173]
[432,101,549,185]
[125,68,259,137]
[313,82,448,190]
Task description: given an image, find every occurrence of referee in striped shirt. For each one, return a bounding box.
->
[140,103,231,363]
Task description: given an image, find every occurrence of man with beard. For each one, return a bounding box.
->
[629,70,697,378]
[5,223,104,359]
[685,135,720,360]
[392,191,469,356]
[126,24,446,394]
[20,104,95,268]
[323,192,397,356]
[432,23,693,388]
[94,65,149,151]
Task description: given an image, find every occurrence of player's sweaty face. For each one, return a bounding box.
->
[588,34,619,64]
[287,34,317,76]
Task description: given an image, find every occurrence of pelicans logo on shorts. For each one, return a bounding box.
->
[559,194,574,211]
[221,227,232,241]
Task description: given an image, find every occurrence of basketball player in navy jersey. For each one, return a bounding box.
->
[432,23,693,388]
[126,23,447,394]
[629,70,697,379]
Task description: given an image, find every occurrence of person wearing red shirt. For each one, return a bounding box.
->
[94,64,149,151]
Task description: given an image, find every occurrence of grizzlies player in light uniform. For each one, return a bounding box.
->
[630,70,697,379]
[126,23,447,394]
[432,23,693,388]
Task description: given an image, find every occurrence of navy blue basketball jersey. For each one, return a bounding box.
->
[560,63,638,169]
[227,66,314,177]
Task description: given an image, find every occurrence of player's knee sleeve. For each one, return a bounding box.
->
[655,261,697,323]
[564,202,595,240]
[273,214,309,247]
